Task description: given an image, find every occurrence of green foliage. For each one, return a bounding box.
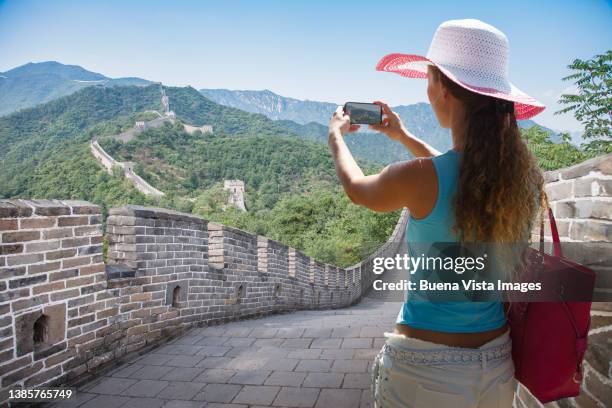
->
[191,184,399,267]
[167,87,298,137]
[0,85,170,222]
[192,183,230,214]
[100,122,379,210]
[521,126,595,170]
[556,50,612,154]
[0,84,398,267]
[0,85,162,197]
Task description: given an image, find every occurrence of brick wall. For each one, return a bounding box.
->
[106,205,409,321]
[0,200,105,403]
[0,201,408,405]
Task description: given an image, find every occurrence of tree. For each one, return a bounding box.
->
[522,126,585,170]
[555,50,611,154]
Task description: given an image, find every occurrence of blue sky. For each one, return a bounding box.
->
[0,0,610,132]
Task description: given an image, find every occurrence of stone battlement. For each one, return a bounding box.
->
[0,200,408,403]
[90,140,166,198]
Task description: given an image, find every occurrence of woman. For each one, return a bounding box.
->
[328,19,546,407]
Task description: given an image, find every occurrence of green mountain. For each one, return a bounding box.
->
[199,88,336,125]
[0,60,560,167]
[200,88,562,148]
[0,84,396,266]
[0,61,152,116]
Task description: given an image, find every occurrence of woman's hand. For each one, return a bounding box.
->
[369,101,406,141]
[329,106,360,136]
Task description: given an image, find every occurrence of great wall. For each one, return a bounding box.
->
[89,86,247,210]
[0,154,610,407]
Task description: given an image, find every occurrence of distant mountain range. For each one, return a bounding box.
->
[0,61,152,115]
[200,88,561,145]
[0,61,565,153]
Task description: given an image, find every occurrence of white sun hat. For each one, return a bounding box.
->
[376,18,545,120]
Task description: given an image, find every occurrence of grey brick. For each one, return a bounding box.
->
[264,371,306,387]
[330,359,369,373]
[161,367,203,381]
[121,397,165,408]
[302,328,332,338]
[295,359,332,372]
[263,358,299,371]
[162,401,203,408]
[321,349,355,360]
[196,356,233,369]
[233,385,280,405]
[122,379,169,397]
[228,370,271,386]
[80,395,131,408]
[165,354,205,367]
[156,382,205,400]
[303,372,344,388]
[341,338,373,349]
[342,373,371,389]
[194,368,236,383]
[87,377,137,394]
[287,349,322,360]
[315,389,362,408]
[274,386,320,407]
[129,365,174,380]
[193,383,241,403]
[310,338,342,349]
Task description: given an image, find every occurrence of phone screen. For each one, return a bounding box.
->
[344,102,382,125]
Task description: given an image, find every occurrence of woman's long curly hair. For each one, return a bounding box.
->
[429,66,547,247]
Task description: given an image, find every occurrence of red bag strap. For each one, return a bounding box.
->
[539,206,562,258]
[548,207,562,257]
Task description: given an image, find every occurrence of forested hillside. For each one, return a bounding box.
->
[0,84,398,266]
[0,86,164,213]
[1,79,591,266]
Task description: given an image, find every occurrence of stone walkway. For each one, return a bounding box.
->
[48,295,400,408]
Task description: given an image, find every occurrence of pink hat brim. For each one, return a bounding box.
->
[376,53,545,120]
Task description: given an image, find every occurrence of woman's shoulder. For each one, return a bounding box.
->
[431,149,461,177]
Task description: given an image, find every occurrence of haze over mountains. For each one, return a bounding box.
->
[1,61,563,153]
[0,61,152,116]
[0,61,584,265]
[199,88,561,146]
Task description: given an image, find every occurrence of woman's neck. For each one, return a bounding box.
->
[450,123,466,152]
[448,101,466,152]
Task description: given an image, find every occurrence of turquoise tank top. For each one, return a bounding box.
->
[396,149,507,333]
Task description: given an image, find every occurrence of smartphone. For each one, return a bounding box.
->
[343,102,382,125]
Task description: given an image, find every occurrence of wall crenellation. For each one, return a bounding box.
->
[0,200,407,404]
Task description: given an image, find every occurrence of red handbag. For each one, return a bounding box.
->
[506,207,595,403]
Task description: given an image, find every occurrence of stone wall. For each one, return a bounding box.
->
[540,153,611,302]
[90,140,165,198]
[223,180,247,212]
[183,124,213,135]
[0,200,106,404]
[0,201,408,404]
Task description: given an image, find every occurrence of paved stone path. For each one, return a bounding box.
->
[48,295,401,408]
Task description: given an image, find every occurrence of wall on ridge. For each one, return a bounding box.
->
[90,140,165,198]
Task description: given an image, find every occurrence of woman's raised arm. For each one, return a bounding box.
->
[369,101,442,158]
[328,106,436,215]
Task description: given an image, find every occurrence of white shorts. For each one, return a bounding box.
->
[371,331,517,408]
